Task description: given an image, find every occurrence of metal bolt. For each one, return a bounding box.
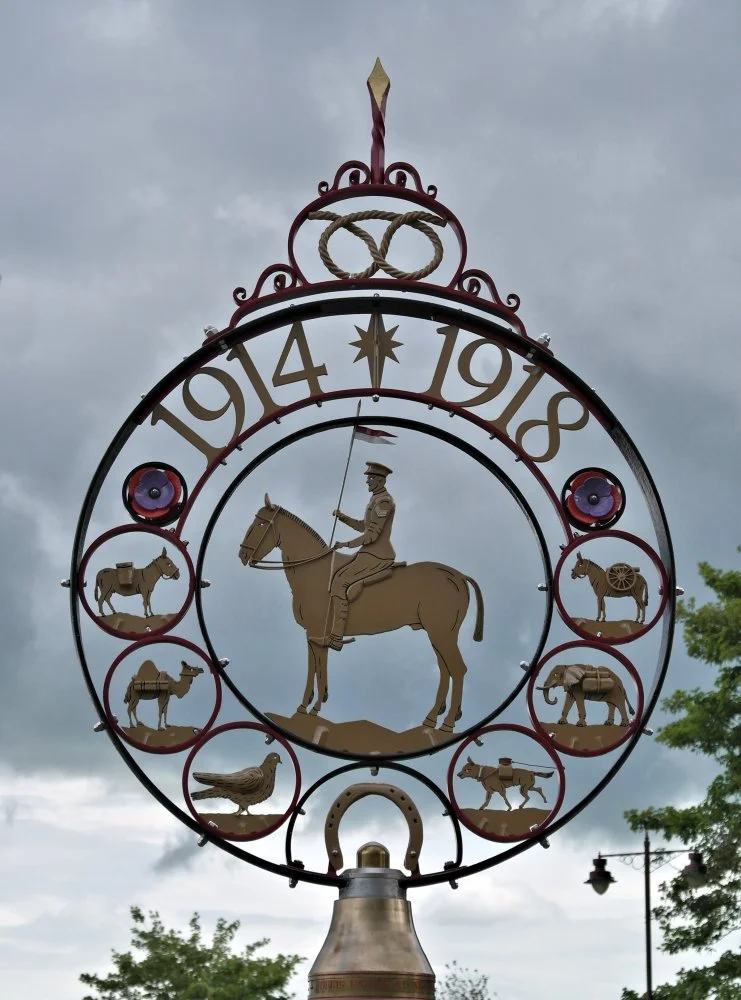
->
[200,579,211,588]
[370,765,379,776]
[373,394,380,402]
[264,733,275,744]
[474,736,484,747]
[93,720,107,733]
[197,834,209,847]
[538,836,550,849]
[218,658,230,668]
[289,878,298,889]
[60,579,71,588]
[676,586,685,596]
[520,661,530,671]
[331,849,339,857]
[409,850,417,858]
[643,727,654,736]
[298,808,306,816]
[235,443,243,451]
[537,583,548,592]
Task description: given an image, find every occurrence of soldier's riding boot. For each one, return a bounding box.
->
[327,597,351,651]
[309,597,355,650]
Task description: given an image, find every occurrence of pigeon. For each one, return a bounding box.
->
[191,752,282,815]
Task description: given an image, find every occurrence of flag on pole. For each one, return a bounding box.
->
[353,425,397,446]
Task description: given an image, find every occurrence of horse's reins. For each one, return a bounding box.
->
[244,506,335,570]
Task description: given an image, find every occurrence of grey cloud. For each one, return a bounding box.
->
[152,830,200,874]
[0,8,737,991]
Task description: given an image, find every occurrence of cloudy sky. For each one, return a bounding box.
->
[2,1,740,998]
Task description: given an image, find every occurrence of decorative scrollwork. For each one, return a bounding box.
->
[384,161,438,199]
[455,268,521,313]
[308,209,446,281]
[233,264,302,306]
[317,160,372,195]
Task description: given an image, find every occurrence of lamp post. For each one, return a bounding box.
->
[585,830,707,1000]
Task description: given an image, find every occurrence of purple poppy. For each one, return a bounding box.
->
[134,469,176,511]
[565,470,622,526]
[573,476,615,518]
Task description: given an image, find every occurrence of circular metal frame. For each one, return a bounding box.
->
[560,466,625,531]
[525,640,645,758]
[182,722,302,842]
[77,523,195,640]
[70,291,676,888]
[553,529,669,645]
[446,723,567,843]
[123,461,188,527]
[102,636,222,756]
[284,759,464,878]
[195,414,554,763]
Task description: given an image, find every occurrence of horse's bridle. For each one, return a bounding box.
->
[155,555,180,579]
[241,506,333,571]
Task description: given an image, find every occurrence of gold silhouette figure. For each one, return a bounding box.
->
[322,461,396,651]
[238,481,484,734]
[191,752,282,815]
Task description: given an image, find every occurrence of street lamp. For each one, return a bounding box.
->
[584,831,707,1000]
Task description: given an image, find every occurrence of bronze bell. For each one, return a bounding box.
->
[308,840,435,999]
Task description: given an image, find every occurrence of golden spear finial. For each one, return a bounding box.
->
[367,58,390,184]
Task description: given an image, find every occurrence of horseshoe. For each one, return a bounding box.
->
[324,782,423,876]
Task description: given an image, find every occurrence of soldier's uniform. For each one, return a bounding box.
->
[326,461,396,650]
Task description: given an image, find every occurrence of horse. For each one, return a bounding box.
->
[124,659,204,729]
[571,552,648,623]
[95,547,180,618]
[457,756,553,810]
[237,495,484,733]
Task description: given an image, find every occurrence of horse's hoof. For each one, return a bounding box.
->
[576,721,586,727]
[436,702,446,717]
[310,706,321,716]
[422,717,437,729]
[455,709,462,722]
[440,722,455,734]
[604,721,613,727]
[296,706,308,715]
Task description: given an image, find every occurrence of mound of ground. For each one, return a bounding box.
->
[571,618,645,639]
[544,721,630,752]
[120,724,201,748]
[196,813,283,836]
[97,612,175,634]
[266,711,452,755]
[462,807,551,838]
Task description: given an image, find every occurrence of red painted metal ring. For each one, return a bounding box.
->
[102,636,222,756]
[447,723,566,844]
[553,530,669,645]
[525,640,645,758]
[77,524,195,640]
[182,722,301,843]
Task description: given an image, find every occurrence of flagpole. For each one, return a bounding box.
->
[329,400,362,548]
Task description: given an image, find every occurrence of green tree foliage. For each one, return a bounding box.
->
[437,961,497,999]
[621,559,741,999]
[80,906,302,1000]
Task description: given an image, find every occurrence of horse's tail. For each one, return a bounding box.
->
[626,692,636,716]
[94,572,102,603]
[642,577,649,607]
[123,680,133,705]
[534,771,554,779]
[464,575,484,641]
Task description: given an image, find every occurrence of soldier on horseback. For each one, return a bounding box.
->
[319,461,396,651]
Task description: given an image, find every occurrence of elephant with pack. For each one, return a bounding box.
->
[537,663,635,727]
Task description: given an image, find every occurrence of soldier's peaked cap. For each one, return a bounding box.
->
[365,462,392,478]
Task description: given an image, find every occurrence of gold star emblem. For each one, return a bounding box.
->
[351,313,402,389]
